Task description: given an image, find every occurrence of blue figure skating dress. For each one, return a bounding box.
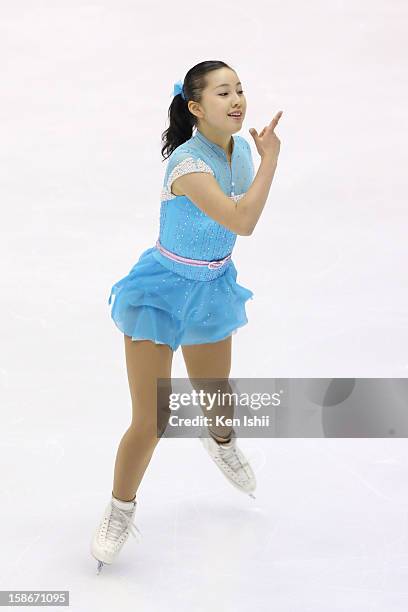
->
[108,128,255,352]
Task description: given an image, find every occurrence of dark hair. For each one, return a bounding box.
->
[160,60,232,161]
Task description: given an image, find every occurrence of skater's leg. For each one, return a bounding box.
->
[112,336,174,502]
[181,335,234,442]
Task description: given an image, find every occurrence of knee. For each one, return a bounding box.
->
[130,408,171,442]
[128,418,162,445]
[190,376,233,398]
[130,385,172,440]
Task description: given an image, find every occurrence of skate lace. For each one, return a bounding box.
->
[107,505,142,543]
[218,445,244,473]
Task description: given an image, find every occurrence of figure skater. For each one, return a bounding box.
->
[91,60,282,573]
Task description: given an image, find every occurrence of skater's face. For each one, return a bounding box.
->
[189,68,246,136]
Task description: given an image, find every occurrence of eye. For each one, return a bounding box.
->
[219,90,244,96]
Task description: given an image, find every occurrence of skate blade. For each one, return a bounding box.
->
[91,551,112,573]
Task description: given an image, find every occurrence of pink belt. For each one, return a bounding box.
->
[155,239,232,270]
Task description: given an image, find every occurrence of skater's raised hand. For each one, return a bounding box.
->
[249,111,283,162]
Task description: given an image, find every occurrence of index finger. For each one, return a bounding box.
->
[269,110,283,128]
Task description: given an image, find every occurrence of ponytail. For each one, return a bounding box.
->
[160,60,231,161]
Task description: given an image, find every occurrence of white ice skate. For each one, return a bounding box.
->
[90,494,142,574]
[199,427,257,498]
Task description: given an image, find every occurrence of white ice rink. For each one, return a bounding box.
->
[1,1,408,610]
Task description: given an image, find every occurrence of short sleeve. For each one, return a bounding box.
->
[242,138,255,181]
[164,148,215,198]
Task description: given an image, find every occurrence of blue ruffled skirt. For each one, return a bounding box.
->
[108,246,254,351]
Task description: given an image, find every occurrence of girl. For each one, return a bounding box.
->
[91,60,282,573]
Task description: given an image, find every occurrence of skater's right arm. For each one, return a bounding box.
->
[171,111,283,236]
